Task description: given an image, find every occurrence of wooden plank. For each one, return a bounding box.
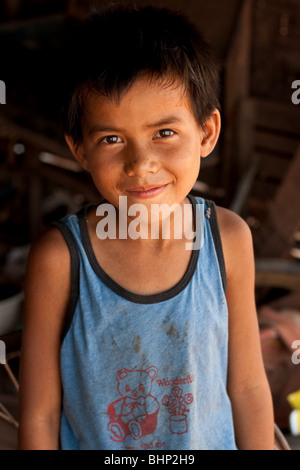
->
[270,145,300,240]
[248,179,279,202]
[224,0,252,110]
[0,112,71,161]
[28,159,99,203]
[252,99,300,135]
[232,96,300,210]
[256,145,300,257]
[254,131,299,156]
[255,259,300,291]
[230,155,259,214]
[222,0,253,201]
[256,152,290,180]
[234,97,256,179]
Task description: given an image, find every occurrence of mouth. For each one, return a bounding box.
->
[125,184,168,199]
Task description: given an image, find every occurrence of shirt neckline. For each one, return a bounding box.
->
[78,194,201,304]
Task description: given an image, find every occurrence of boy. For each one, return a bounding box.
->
[18,5,274,450]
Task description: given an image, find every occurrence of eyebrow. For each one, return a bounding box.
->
[88,115,185,136]
[88,125,123,136]
[143,115,185,129]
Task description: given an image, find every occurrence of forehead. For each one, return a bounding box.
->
[81,75,197,130]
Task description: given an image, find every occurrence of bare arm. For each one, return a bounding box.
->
[18,227,71,449]
[217,207,274,450]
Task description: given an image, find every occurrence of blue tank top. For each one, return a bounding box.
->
[54,196,237,450]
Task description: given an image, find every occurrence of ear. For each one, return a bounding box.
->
[200,109,221,158]
[117,368,129,381]
[65,134,90,172]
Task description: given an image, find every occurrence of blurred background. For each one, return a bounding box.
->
[0,0,299,450]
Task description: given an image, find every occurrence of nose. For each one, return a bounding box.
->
[124,143,158,177]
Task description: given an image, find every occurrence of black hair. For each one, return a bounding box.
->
[61,3,220,146]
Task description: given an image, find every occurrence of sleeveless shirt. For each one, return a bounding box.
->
[54,196,237,450]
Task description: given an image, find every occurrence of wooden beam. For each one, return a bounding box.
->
[257,145,300,257]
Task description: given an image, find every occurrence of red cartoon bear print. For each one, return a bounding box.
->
[107,366,160,442]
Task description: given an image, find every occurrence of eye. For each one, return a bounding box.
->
[100,135,123,145]
[139,384,145,392]
[154,129,175,139]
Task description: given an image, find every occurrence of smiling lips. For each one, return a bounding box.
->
[125,184,168,199]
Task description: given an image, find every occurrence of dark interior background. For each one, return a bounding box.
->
[0,0,300,447]
[1,0,300,258]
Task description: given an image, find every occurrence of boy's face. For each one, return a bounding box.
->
[67,76,220,213]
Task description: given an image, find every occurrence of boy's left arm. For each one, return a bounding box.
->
[217,206,275,450]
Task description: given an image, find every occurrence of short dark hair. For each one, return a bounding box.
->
[62,3,220,146]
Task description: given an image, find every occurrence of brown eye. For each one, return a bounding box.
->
[102,135,122,144]
[157,129,175,138]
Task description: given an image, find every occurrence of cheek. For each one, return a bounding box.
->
[171,147,200,178]
[186,140,201,174]
[169,145,201,195]
[88,156,120,187]
[170,137,201,166]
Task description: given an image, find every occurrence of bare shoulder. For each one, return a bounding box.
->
[215,205,252,241]
[24,225,71,330]
[20,226,71,443]
[215,205,254,278]
[27,225,70,275]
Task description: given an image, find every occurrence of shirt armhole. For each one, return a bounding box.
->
[206,200,227,293]
[51,221,80,342]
